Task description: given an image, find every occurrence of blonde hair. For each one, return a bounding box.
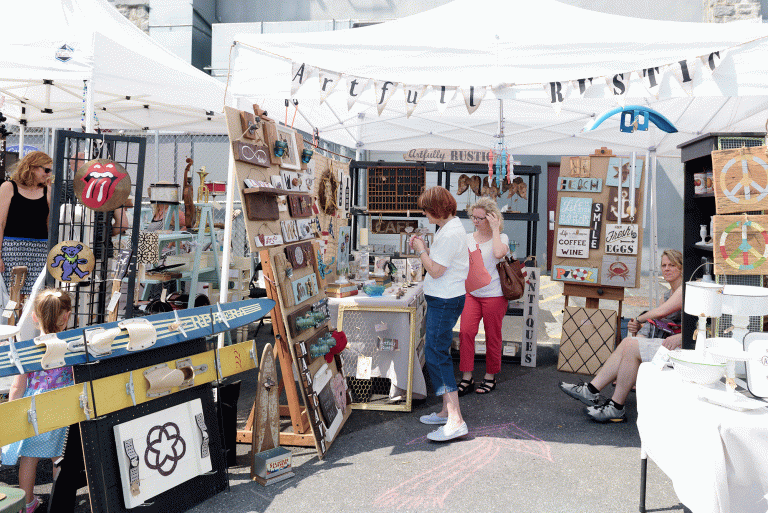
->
[34,288,72,335]
[661,249,683,270]
[469,197,504,230]
[11,151,52,187]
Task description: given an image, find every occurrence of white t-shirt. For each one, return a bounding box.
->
[423,217,469,299]
[466,232,509,298]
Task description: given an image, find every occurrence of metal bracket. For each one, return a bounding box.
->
[170,309,187,338]
[195,413,210,459]
[249,341,258,367]
[28,396,39,436]
[79,383,92,420]
[215,303,230,328]
[175,358,208,389]
[7,337,24,375]
[215,353,222,380]
[126,371,136,406]
[123,439,140,496]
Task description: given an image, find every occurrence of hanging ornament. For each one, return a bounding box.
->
[500,149,507,187]
[507,152,514,183]
[495,154,503,189]
[488,150,494,184]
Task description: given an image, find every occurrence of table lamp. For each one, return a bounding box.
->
[684,281,723,352]
[721,284,768,345]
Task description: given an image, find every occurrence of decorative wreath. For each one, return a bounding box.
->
[318,169,339,215]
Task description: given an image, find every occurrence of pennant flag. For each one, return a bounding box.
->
[459,86,486,114]
[346,76,369,110]
[545,81,570,114]
[571,78,595,98]
[641,65,665,98]
[318,69,342,103]
[435,86,457,114]
[605,73,629,106]
[671,58,697,94]
[290,62,316,96]
[403,84,428,118]
[700,50,726,76]
[374,80,399,115]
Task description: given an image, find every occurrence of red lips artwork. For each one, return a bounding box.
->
[74,159,131,212]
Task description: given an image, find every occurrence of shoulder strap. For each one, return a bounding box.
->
[11,180,18,195]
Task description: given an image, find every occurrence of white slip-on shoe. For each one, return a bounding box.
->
[419,412,449,425]
[427,422,469,442]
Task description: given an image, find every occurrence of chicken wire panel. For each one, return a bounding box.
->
[717,137,764,150]
[714,274,765,336]
[337,305,415,411]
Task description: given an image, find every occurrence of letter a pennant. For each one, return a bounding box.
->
[291,62,316,96]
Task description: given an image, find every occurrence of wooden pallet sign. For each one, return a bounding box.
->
[712,146,768,214]
[714,214,768,274]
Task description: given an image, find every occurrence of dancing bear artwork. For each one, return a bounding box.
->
[50,244,91,282]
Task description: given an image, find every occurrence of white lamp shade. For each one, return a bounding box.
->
[684,281,723,317]
[722,284,768,317]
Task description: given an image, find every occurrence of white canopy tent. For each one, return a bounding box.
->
[0,0,227,133]
[226,0,768,158]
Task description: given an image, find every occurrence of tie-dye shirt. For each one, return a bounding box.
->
[27,367,73,392]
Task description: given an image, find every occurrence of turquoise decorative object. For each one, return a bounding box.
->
[363,284,385,296]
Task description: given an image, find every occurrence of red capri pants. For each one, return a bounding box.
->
[459,293,508,375]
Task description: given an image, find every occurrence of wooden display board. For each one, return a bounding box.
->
[557,306,617,375]
[553,154,645,288]
[713,214,768,275]
[711,145,768,214]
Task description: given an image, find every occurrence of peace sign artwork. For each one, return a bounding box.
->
[714,214,768,274]
[712,146,768,214]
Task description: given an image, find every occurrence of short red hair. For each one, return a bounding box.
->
[418,186,456,220]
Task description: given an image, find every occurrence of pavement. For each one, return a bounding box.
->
[1,272,687,513]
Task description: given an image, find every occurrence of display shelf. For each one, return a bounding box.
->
[242,186,306,196]
[678,133,765,347]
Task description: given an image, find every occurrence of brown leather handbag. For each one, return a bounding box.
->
[496,255,525,300]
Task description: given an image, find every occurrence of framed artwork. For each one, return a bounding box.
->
[337,226,351,272]
[281,220,299,243]
[270,175,285,189]
[296,218,315,240]
[601,256,638,286]
[555,228,590,259]
[276,125,300,170]
[292,273,319,305]
[604,224,639,255]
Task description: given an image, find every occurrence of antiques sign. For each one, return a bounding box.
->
[605,224,639,254]
[403,148,520,165]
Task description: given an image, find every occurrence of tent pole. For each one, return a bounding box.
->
[651,151,659,306]
[155,131,160,182]
[18,123,24,159]
[217,146,237,349]
[85,79,94,157]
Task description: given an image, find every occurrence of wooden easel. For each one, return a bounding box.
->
[562,282,625,344]
[236,249,314,447]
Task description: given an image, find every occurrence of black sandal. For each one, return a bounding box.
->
[475,378,496,394]
[457,379,475,397]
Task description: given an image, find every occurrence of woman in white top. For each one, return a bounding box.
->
[458,197,509,395]
[411,186,469,442]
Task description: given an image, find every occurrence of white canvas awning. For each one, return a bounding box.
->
[226,0,768,156]
[0,0,228,133]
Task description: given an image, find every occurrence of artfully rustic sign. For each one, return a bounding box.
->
[403,148,521,165]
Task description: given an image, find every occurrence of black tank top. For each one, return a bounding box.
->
[4,181,49,239]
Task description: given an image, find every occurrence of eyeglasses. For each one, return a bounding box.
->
[470,215,486,222]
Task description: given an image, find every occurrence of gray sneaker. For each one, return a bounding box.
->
[586,402,627,423]
[559,381,599,406]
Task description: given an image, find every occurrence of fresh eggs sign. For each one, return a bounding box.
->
[605,224,639,254]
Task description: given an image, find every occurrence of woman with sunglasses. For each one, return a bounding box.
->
[0,151,53,298]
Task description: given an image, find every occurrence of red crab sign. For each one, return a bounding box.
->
[601,256,637,286]
[74,159,131,212]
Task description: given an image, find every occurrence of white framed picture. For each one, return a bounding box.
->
[276,125,300,170]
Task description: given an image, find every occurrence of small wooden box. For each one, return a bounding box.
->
[252,447,294,486]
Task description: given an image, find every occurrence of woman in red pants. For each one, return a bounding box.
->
[458,197,509,395]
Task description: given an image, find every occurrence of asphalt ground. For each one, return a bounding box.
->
[1,273,686,513]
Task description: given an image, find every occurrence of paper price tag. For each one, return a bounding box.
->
[107,291,121,313]
[356,356,372,380]
[651,346,671,370]
[374,322,388,332]
[2,300,16,319]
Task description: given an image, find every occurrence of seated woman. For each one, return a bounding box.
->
[559,249,683,423]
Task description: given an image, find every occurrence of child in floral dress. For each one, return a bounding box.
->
[2,289,72,513]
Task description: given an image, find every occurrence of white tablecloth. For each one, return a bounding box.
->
[328,282,427,400]
[636,363,768,513]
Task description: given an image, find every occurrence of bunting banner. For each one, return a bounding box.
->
[670,58,697,95]
[291,62,317,96]
[374,80,399,115]
[460,86,486,114]
[287,49,727,116]
[346,76,370,110]
[318,69,342,103]
[403,84,428,117]
[435,86,457,114]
